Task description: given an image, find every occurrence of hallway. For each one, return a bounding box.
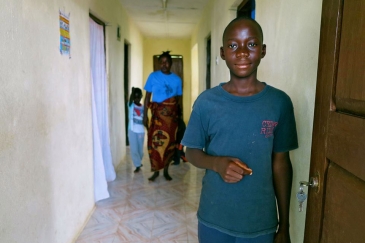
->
[76,146,204,243]
[1,1,324,242]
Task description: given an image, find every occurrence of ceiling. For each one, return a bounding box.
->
[118,0,213,39]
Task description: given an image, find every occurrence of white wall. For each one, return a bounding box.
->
[191,44,199,109]
[256,1,323,241]
[190,0,323,242]
[0,0,143,242]
[190,0,242,97]
[190,0,213,95]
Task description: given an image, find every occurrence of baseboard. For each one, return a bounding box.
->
[71,204,96,242]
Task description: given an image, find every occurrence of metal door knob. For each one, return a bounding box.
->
[300,177,319,188]
[299,176,320,193]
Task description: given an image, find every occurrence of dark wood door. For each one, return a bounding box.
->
[304,0,365,242]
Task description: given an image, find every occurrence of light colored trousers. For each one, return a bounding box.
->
[128,129,144,167]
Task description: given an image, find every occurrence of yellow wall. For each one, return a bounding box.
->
[143,38,192,123]
[0,0,143,242]
[190,0,323,242]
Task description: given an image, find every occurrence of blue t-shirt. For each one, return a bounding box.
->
[181,83,298,238]
[144,70,183,103]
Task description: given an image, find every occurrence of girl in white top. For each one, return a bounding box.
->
[128,87,145,172]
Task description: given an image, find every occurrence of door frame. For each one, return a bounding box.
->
[124,41,131,145]
[237,0,256,18]
[304,0,343,241]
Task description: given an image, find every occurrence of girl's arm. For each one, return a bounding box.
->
[272,151,293,243]
[129,90,134,106]
[143,92,151,129]
[185,148,252,183]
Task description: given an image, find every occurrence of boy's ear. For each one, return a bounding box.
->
[261,44,267,58]
[220,47,226,60]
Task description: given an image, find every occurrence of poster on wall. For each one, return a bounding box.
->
[59,10,71,58]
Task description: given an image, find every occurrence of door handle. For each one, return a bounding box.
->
[296,175,320,212]
[299,173,320,193]
[300,177,319,188]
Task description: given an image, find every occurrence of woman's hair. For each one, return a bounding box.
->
[129,87,142,105]
[158,51,173,64]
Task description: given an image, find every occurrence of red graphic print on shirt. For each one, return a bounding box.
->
[260,120,278,138]
[134,107,141,116]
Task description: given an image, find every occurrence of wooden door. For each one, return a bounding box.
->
[304,0,365,242]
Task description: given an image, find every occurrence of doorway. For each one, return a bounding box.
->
[124,42,130,146]
[237,0,256,18]
[89,13,116,202]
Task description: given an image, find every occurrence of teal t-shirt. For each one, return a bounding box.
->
[181,83,298,238]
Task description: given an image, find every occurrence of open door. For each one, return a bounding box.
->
[304,0,365,242]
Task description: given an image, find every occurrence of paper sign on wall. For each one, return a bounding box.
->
[59,10,71,58]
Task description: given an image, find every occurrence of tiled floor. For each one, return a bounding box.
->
[76,146,204,243]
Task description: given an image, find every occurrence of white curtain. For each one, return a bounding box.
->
[89,17,116,202]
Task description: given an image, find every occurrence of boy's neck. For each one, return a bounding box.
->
[134,102,142,106]
[223,78,265,97]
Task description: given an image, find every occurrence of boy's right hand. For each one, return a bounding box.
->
[213,157,252,183]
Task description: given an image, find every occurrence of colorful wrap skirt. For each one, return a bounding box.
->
[147,97,179,171]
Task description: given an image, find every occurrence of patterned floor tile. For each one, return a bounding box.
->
[151,222,188,241]
[76,223,118,241]
[75,145,204,243]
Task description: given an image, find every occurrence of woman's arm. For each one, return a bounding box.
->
[185,148,252,183]
[272,151,293,243]
[143,92,151,129]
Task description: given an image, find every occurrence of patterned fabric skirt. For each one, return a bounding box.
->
[147,97,179,171]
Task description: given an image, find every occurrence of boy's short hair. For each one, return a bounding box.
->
[222,17,264,43]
